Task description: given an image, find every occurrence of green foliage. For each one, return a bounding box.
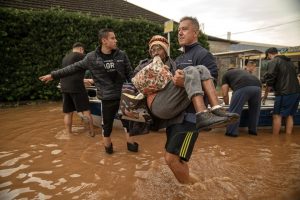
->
[0,8,209,102]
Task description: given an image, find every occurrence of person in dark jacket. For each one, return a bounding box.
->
[60,42,94,137]
[263,47,300,135]
[132,35,238,185]
[163,16,222,184]
[221,67,262,137]
[39,28,138,154]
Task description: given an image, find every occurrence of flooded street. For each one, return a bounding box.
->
[0,102,300,200]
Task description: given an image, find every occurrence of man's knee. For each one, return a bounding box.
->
[273,114,281,120]
[83,110,92,117]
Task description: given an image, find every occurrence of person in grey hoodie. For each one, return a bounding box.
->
[39,28,138,154]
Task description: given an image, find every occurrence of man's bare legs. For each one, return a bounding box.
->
[272,114,282,135]
[164,152,190,184]
[82,110,95,137]
[272,114,294,135]
[285,115,294,135]
[64,112,73,134]
[65,111,94,136]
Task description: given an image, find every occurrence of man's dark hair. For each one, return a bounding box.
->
[264,47,278,59]
[72,42,84,49]
[98,28,114,44]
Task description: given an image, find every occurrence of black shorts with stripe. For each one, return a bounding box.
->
[165,121,199,162]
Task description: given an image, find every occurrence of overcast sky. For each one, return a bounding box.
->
[127,0,300,47]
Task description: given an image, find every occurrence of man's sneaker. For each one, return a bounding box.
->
[211,107,239,124]
[196,112,228,130]
[127,142,139,152]
[104,143,113,154]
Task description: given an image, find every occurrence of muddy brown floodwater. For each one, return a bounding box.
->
[0,102,300,200]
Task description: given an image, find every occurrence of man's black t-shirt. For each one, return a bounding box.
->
[60,52,86,93]
[222,68,261,91]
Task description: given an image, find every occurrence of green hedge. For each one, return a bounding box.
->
[0,7,209,102]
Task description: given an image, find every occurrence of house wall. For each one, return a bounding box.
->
[208,41,232,53]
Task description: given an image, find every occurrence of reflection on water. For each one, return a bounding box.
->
[0,102,300,199]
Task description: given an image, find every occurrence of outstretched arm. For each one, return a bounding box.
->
[39,74,53,83]
[84,79,94,87]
